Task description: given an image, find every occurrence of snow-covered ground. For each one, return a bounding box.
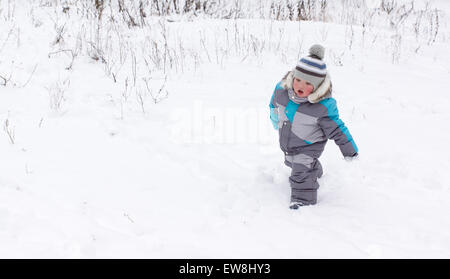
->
[1,0,450,258]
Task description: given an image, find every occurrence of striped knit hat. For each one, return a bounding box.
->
[293,44,327,90]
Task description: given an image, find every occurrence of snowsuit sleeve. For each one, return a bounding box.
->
[318,98,358,157]
[269,82,283,130]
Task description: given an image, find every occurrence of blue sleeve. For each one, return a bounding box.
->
[269,83,282,130]
[319,98,358,157]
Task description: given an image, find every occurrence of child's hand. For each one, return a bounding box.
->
[344,153,359,162]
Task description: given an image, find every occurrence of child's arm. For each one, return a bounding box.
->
[318,98,358,157]
[269,82,283,130]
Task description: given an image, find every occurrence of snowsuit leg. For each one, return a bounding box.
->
[315,159,323,179]
[285,153,323,205]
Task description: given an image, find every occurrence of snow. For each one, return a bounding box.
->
[1,0,450,258]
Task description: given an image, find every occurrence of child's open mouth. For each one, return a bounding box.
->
[296,90,304,95]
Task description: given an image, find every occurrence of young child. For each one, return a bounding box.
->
[269,44,358,210]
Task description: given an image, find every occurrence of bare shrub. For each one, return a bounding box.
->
[381,0,397,15]
[47,78,70,111]
[142,75,169,104]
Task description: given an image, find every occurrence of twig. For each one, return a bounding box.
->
[0,73,12,86]
[0,27,14,53]
[123,212,135,223]
[19,63,38,88]
[3,119,15,144]
[48,49,76,70]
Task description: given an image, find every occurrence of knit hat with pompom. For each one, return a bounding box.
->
[292,44,327,90]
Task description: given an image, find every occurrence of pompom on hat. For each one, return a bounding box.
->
[292,44,327,90]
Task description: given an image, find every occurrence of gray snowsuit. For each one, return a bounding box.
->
[269,71,358,205]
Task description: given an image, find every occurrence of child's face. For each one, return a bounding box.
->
[292,77,314,98]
